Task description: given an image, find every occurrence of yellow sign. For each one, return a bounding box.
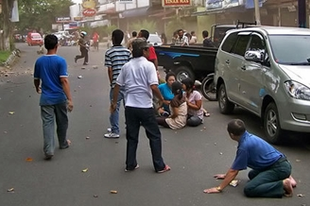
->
[82,0,96,9]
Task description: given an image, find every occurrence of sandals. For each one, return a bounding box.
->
[157,165,171,173]
[204,112,210,117]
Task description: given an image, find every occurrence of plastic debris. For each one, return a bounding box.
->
[86,136,90,139]
[7,188,14,192]
[9,111,15,115]
[297,194,304,197]
[229,180,239,187]
[219,152,223,155]
[82,168,89,173]
[110,190,118,194]
[78,75,83,79]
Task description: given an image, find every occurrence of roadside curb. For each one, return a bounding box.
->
[0,49,21,76]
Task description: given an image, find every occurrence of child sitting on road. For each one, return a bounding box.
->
[156,81,187,129]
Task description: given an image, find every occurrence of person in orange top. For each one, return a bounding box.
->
[92,31,99,51]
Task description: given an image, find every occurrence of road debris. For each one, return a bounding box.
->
[25,157,33,162]
[110,190,118,194]
[7,188,14,193]
[77,75,83,79]
[229,180,239,187]
[82,168,89,173]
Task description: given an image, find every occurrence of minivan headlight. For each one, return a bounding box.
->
[284,80,310,101]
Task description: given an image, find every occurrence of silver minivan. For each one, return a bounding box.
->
[214,26,310,144]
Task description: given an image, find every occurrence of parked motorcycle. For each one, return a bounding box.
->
[200,73,217,101]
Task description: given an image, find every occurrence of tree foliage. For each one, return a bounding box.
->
[16,0,74,33]
[129,19,157,34]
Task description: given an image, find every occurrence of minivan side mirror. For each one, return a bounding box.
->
[244,50,265,63]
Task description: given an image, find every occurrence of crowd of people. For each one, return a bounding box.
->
[168,28,215,47]
[33,29,297,198]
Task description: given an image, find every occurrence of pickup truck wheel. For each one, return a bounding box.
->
[263,102,283,144]
[174,66,194,82]
[218,84,234,114]
[201,76,217,101]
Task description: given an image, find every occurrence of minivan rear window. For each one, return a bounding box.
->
[269,35,310,65]
[221,32,238,52]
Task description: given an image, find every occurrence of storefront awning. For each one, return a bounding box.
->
[122,7,149,18]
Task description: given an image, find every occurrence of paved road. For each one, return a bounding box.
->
[0,43,309,206]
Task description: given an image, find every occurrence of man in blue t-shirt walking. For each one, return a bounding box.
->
[34,34,73,160]
[204,119,296,198]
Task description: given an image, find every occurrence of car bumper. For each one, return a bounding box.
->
[279,98,310,133]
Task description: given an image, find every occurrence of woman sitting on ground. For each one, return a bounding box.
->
[157,81,187,129]
[157,72,176,116]
[181,78,204,126]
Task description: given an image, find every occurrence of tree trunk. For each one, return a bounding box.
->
[1,0,13,51]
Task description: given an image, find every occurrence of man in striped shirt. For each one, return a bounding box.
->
[104,29,131,138]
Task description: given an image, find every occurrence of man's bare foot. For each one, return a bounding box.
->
[67,139,71,145]
[283,178,293,197]
[289,175,297,188]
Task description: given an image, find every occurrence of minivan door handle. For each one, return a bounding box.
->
[225,59,230,64]
[240,65,246,70]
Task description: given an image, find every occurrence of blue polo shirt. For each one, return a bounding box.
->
[231,131,283,171]
[34,55,68,106]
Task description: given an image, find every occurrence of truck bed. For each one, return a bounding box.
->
[154,45,218,81]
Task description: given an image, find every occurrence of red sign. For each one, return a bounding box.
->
[162,0,191,7]
[82,8,96,17]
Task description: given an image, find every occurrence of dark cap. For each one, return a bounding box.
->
[132,38,151,51]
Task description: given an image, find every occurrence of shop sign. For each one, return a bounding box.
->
[56,17,71,23]
[162,0,191,7]
[83,8,96,17]
[119,0,133,3]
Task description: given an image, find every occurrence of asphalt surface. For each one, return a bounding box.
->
[0,43,309,206]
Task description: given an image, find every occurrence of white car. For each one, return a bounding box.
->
[148,34,162,46]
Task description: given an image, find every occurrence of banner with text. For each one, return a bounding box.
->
[162,0,191,7]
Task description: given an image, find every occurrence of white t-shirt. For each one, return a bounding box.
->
[116,56,158,108]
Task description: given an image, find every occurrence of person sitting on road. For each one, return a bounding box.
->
[156,81,187,130]
[204,119,297,198]
[181,78,204,126]
[157,72,176,116]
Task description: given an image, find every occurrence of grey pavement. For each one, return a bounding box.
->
[0,43,309,206]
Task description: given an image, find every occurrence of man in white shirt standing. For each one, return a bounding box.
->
[110,38,171,173]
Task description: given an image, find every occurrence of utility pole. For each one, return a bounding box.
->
[254,0,261,25]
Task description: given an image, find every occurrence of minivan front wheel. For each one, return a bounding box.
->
[264,102,283,144]
[218,84,234,114]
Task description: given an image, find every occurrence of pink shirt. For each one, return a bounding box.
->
[187,90,204,120]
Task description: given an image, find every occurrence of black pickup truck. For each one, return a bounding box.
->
[155,45,218,82]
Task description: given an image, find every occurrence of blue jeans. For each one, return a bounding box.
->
[244,157,292,198]
[109,87,125,134]
[41,102,69,155]
[125,106,166,172]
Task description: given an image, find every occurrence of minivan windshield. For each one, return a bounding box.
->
[269,35,310,65]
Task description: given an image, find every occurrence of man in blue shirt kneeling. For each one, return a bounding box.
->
[204,119,296,198]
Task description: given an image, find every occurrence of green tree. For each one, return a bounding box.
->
[129,19,157,34]
[17,0,74,33]
[165,18,185,38]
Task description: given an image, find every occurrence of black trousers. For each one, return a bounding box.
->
[75,48,88,63]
